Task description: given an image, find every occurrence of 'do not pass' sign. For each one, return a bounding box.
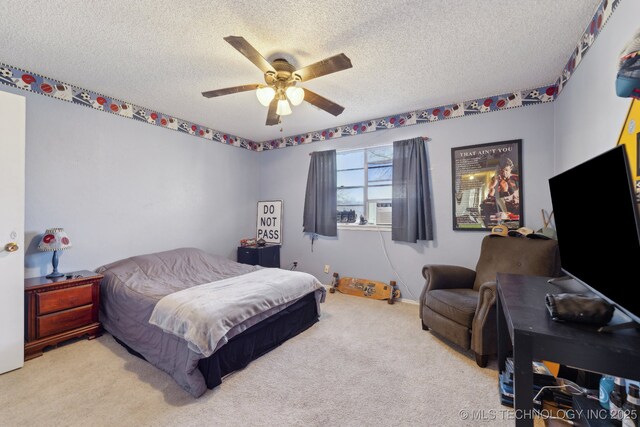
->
[256,200,282,244]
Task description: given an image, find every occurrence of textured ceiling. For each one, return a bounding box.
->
[0,0,601,142]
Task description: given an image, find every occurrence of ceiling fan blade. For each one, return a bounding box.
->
[266,99,280,126]
[224,36,275,74]
[303,89,345,116]
[201,84,261,98]
[294,53,352,82]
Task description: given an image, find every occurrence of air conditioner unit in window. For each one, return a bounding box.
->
[375,202,392,225]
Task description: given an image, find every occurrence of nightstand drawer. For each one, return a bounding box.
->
[37,304,94,338]
[238,248,255,259]
[36,284,93,315]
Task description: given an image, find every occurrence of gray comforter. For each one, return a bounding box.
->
[97,247,324,397]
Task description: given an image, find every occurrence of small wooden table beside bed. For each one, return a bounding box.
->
[97,247,325,397]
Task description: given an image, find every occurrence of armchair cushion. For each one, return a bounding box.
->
[420,265,476,319]
[426,289,479,328]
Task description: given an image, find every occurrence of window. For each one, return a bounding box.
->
[337,145,392,225]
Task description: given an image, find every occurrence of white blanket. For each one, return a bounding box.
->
[149,268,325,357]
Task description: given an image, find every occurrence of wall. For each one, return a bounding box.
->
[259,103,555,300]
[10,0,633,285]
[554,0,640,172]
[0,86,260,278]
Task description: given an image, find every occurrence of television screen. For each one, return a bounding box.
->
[549,146,640,323]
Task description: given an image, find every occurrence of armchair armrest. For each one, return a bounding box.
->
[471,281,498,356]
[474,281,497,321]
[420,265,476,307]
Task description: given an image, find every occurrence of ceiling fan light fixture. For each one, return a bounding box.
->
[256,86,276,106]
[276,99,292,116]
[204,37,352,125]
[286,86,305,106]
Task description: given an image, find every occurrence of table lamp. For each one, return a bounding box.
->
[37,228,72,278]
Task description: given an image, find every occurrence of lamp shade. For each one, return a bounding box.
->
[286,86,304,106]
[256,86,276,106]
[37,228,72,252]
[276,99,292,116]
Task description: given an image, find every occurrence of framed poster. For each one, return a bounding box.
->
[451,139,523,231]
[257,200,282,244]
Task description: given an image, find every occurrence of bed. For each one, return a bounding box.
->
[96,247,325,397]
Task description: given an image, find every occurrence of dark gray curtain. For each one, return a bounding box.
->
[303,150,337,237]
[392,137,433,242]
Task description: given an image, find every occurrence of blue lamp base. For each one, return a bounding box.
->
[46,250,65,279]
[46,272,64,278]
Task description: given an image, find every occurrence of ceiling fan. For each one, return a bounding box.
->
[202,36,353,126]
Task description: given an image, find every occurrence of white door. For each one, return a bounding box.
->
[0,90,25,374]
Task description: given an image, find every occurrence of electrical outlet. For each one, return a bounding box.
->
[324,264,330,274]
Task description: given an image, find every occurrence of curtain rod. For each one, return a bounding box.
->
[308,136,431,156]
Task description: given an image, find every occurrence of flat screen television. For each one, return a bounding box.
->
[549,145,640,324]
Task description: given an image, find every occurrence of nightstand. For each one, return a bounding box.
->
[237,245,280,268]
[24,270,103,360]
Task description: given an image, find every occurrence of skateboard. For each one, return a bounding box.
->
[329,272,400,304]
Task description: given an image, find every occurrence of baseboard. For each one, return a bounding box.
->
[397,298,418,305]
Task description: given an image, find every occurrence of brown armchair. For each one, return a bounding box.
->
[419,235,561,367]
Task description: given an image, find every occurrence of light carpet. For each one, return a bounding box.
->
[0,292,512,426]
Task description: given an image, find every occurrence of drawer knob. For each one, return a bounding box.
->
[4,242,19,253]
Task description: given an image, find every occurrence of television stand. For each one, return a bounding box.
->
[546,277,640,333]
[497,273,640,427]
[599,321,640,332]
[546,275,573,284]
[598,308,640,332]
[546,276,588,293]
